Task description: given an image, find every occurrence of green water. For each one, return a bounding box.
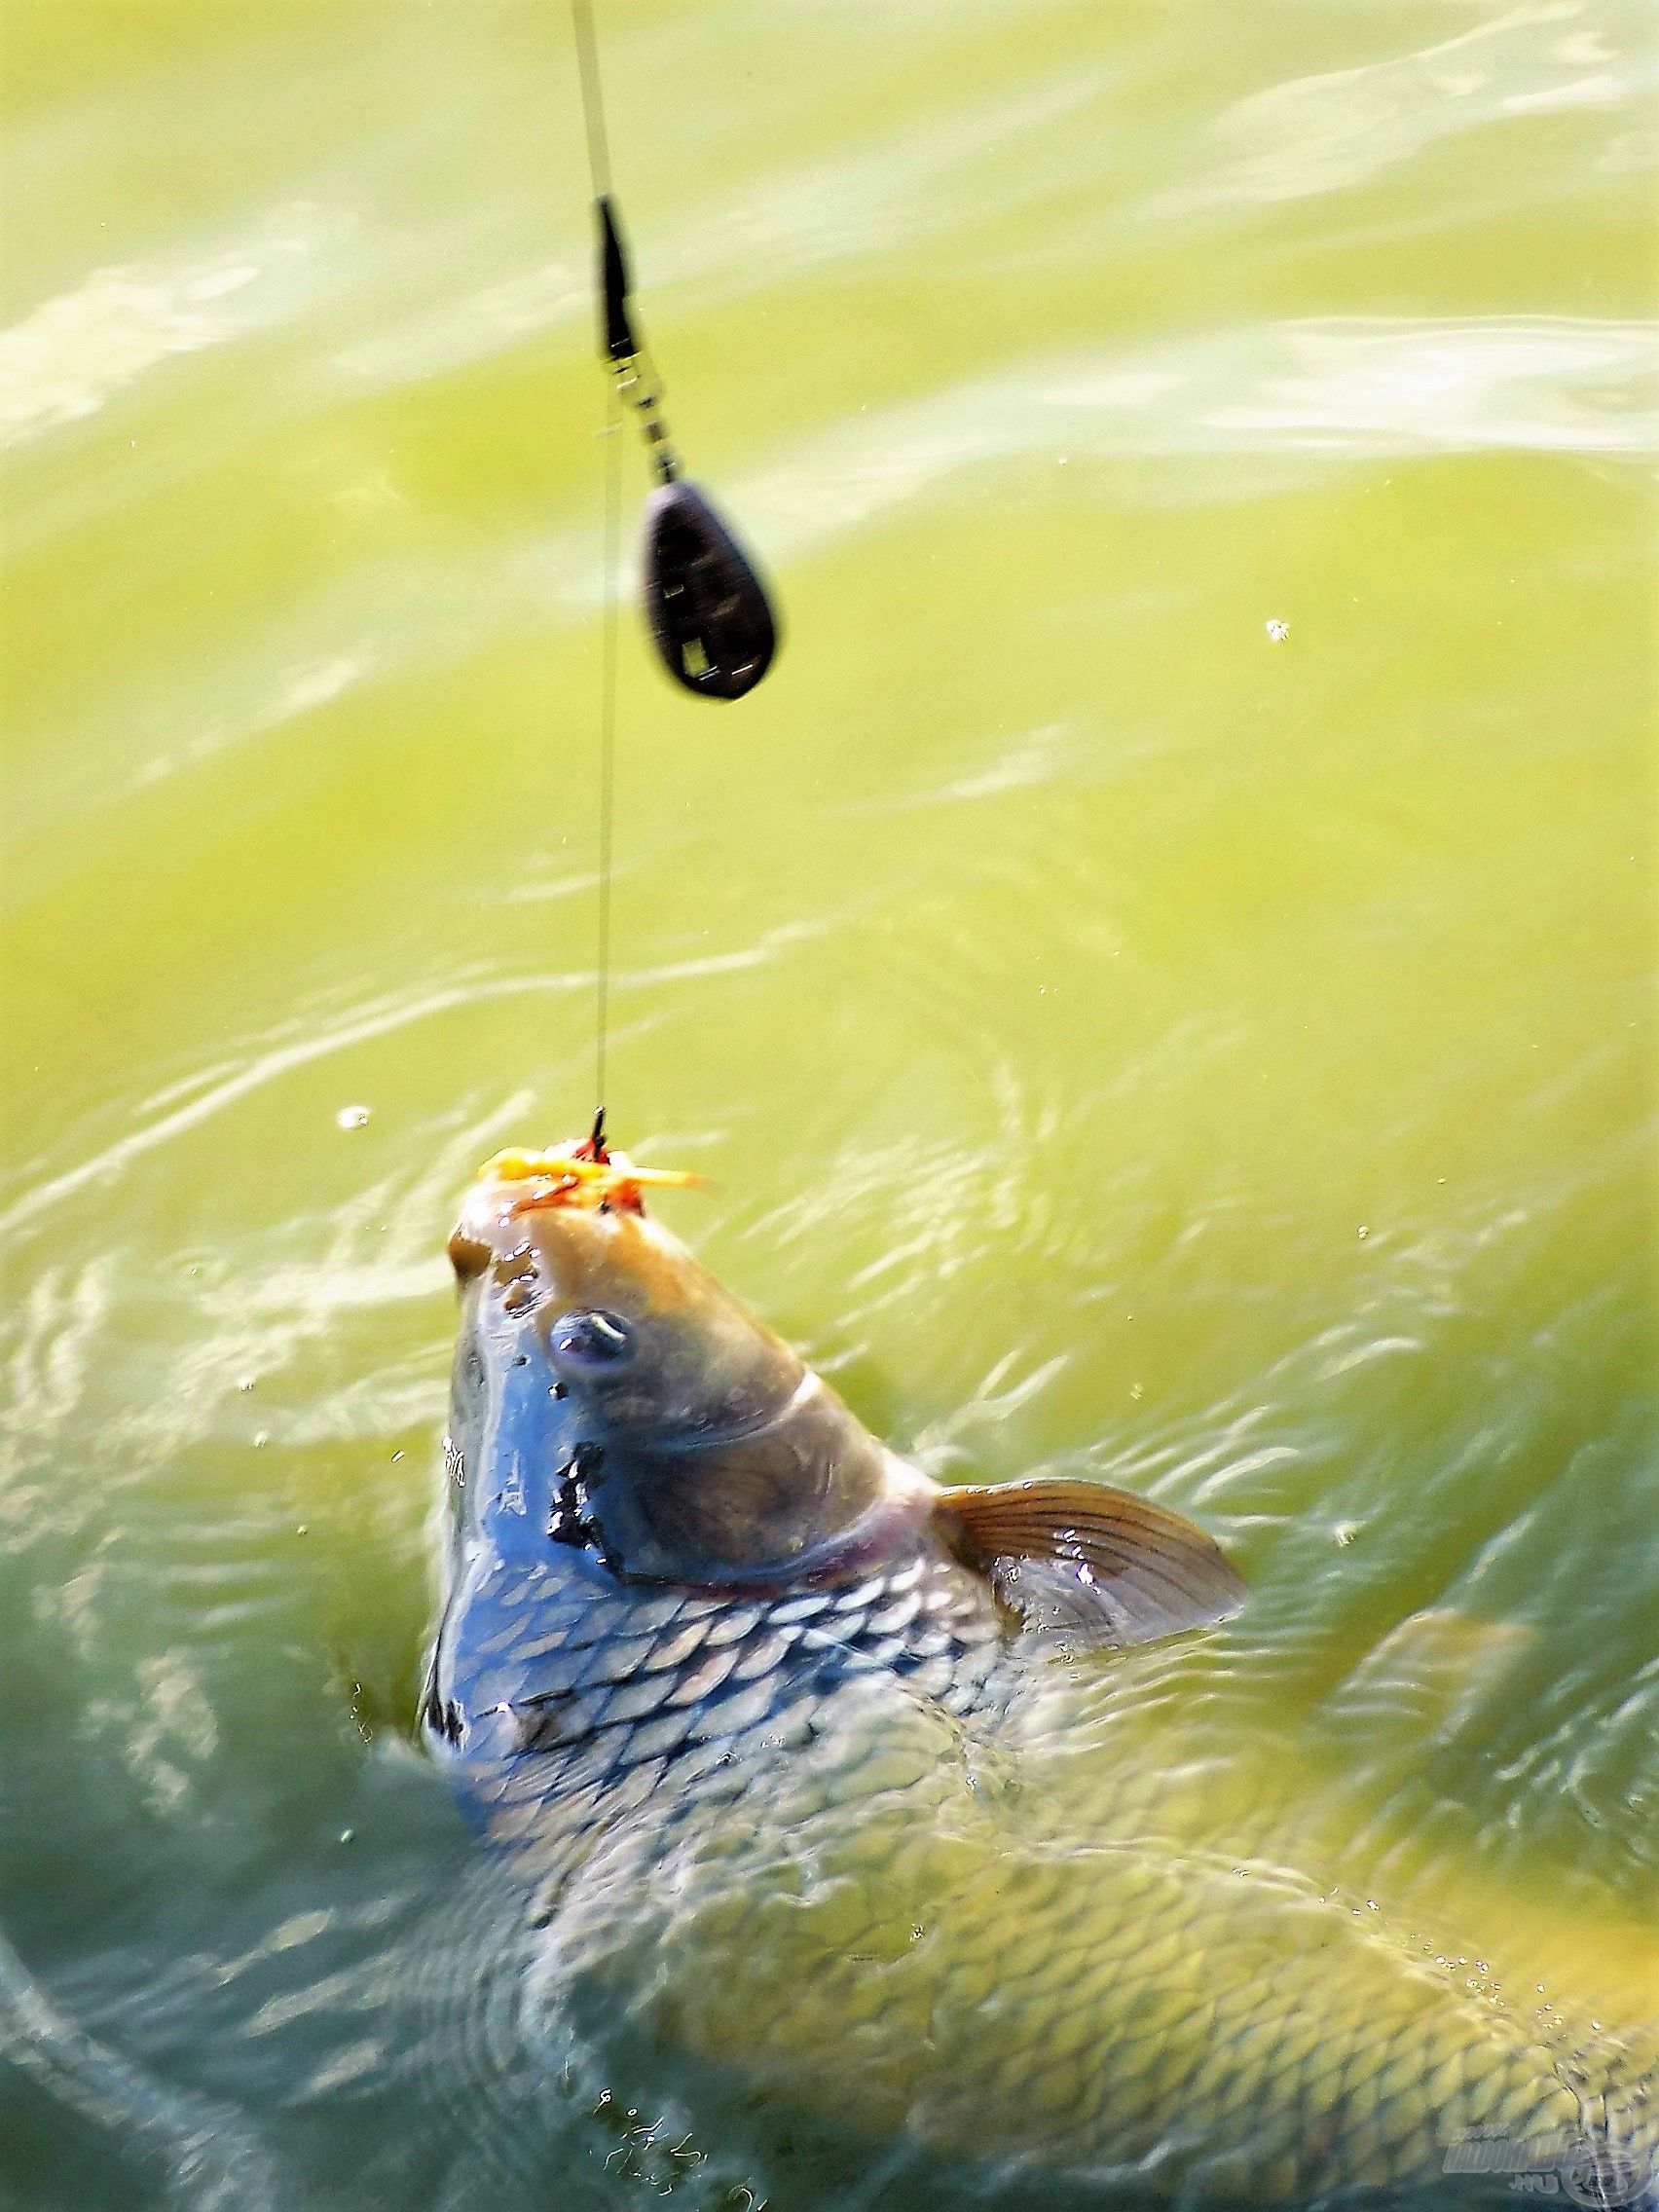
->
[1,2,1655,2207]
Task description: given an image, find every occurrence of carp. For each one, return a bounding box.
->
[424,1145,1656,2207]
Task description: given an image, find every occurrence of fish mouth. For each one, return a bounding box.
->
[447,1140,701,1283]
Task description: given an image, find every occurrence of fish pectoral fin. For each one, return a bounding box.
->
[935,1478,1246,1650]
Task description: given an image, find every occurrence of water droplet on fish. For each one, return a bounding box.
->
[337,1104,371,1130]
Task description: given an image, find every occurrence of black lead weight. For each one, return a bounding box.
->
[641,480,778,701]
[588,162,779,697]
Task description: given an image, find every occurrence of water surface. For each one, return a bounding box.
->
[1,3,1655,2207]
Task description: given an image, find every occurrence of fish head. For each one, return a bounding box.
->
[441,1149,1242,1661]
[445,1161,902,1588]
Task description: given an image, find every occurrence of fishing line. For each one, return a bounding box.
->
[567,0,783,1137]
[593,371,621,1120]
[570,0,612,202]
[571,0,619,1133]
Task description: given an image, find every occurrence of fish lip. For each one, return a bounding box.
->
[449,1164,698,1287]
[447,1226,494,1281]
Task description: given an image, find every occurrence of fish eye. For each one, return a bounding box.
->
[547,1309,634,1374]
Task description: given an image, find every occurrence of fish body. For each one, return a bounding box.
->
[425,1164,1656,2206]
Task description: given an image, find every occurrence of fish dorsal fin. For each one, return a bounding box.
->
[935,1478,1246,1651]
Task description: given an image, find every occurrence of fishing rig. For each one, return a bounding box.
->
[566,1,779,1167]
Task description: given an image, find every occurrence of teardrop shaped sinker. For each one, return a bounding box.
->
[641,481,778,701]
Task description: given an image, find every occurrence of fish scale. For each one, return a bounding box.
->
[457,1540,1647,2202]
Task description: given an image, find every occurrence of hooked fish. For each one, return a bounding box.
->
[424,1148,1657,2206]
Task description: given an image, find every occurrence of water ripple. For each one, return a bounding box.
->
[0,207,353,448]
[0,920,829,1249]
[1177,2,1655,211]
[744,316,1657,556]
[0,1925,276,2210]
